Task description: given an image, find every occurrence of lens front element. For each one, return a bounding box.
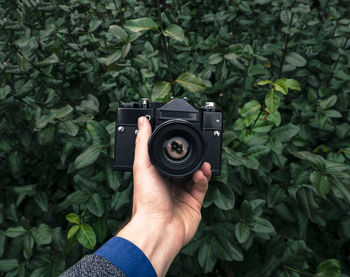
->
[164,136,190,161]
[148,120,206,178]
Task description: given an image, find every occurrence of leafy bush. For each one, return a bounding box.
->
[0,0,349,276]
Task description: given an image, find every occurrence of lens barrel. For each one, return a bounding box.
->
[148,119,206,178]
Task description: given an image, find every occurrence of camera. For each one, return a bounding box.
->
[114,98,222,178]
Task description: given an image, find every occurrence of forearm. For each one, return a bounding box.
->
[117,214,182,277]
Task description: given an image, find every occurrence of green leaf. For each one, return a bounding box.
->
[0,85,11,100]
[265,89,280,113]
[98,51,122,66]
[239,100,261,118]
[292,151,326,170]
[331,177,350,205]
[274,79,288,95]
[319,95,337,110]
[208,53,223,65]
[5,226,27,238]
[65,213,80,224]
[235,222,251,243]
[111,186,132,211]
[39,54,59,65]
[256,80,273,86]
[198,242,216,273]
[240,200,253,219]
[267,185,285,208]
[0,259,19,272]
[267,110,281,126]
[271,123,299,142]
[24,233,34,257]
[251,217,275,233]
[124,17,158,32]
[182,236,208,256]
[205,181,235,210]
[67,225,80,239]
[88,19,102,32]
[32,224,52,245]
[315,259,341,277]
[87,121,110,146]
[152,81,171,101]
[77,224,96,249]
[9,151,22,175]
[212,237,243,261]
[122,42,131,58]
[310,171,331,196]
[74,144,104,170]
[285,79,301,91]
[175,73,207,94]
[67,190,90,204]
[285,52,307,67]
[109,25,128,41]
[87,193,105,217]
[164,24,185,42]
[51,105,73,119]
[215,183,235,210]
[106,164,121,191]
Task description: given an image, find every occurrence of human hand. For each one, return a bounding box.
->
[117,116,211,277]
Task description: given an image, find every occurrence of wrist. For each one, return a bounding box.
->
[117,214,181,277]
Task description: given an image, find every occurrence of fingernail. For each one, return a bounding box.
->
[138,117,145,129]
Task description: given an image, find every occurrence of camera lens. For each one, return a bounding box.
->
[148,119,206,178]
[163,136,190,161]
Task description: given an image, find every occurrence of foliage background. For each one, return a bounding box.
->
[0,0,350,276]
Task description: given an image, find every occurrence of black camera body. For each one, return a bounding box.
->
[114,98,222,178]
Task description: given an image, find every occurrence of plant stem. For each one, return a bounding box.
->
[250,108,263,131]
[327,36,349,87]
[283,265,314,276]
[225,57,251,128]
[278,0,297,78]
[156,0,173,90]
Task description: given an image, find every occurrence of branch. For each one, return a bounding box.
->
[156,0,173,89]
[278,0,297,78]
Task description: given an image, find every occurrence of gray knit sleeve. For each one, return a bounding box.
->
[59,254,126,277]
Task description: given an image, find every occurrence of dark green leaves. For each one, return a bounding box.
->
[1,1,349,276]
[125,17,158,32]
[35,105,73,130]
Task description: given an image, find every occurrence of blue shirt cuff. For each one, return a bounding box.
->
[95,236,157,277]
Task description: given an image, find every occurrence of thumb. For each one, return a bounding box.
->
[133,117,152,170]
